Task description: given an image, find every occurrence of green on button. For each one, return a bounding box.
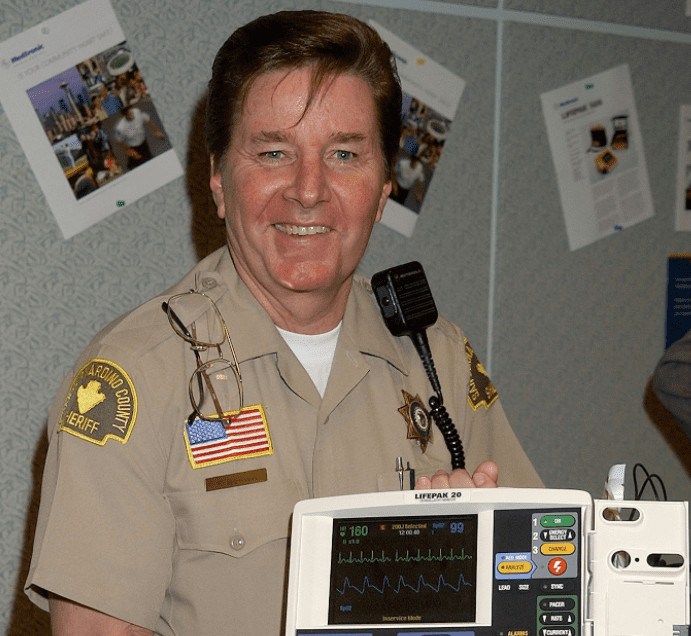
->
[541,514,575,528]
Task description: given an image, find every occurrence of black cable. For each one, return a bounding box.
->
[408,330,466,470]
[428,395,465,470]
[632,463,667,501]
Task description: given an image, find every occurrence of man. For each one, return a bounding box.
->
[652,329,691,438]
[26,11,542,635]
[113,104,165,170]
[98,83,123,116]
[392,153,426,205]
[80,123,110,173]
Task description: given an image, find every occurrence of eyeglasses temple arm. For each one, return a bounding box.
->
[163,301,206,404]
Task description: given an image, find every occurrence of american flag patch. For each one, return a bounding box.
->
[183,404,273,469]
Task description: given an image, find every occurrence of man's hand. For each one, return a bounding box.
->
[415,460,499,489]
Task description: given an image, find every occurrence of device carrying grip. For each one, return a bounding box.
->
[372,261,466,470]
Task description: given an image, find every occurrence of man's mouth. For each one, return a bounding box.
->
[274,224,331,236]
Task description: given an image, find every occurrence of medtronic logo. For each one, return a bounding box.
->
[11,44,44,64]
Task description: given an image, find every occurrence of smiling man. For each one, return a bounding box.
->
[211,69,390,334]
[26,11,542,636]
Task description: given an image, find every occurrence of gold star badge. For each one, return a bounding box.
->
[398,390,433,452]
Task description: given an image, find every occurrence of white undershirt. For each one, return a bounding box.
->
[276,323,341,397]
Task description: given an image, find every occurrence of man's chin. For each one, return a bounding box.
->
[272,263,347,295]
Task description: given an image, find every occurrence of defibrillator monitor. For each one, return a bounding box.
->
[285,488,689,636]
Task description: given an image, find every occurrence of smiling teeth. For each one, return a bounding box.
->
[275,224,330,236]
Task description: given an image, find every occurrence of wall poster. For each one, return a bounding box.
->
[370,20,465,238]
[0,0,183,239]
[541,64,654,251]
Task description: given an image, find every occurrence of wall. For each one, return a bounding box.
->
[1,0,690,633]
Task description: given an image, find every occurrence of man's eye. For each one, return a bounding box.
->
[261,150,284,161]
[334,150,355,161]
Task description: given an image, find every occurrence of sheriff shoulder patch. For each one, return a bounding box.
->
[58,358,138,445]
[464,338,499,411]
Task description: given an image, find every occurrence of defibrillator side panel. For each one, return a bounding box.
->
[588,499,690,636]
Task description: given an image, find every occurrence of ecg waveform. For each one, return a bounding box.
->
[329,515,478,625]
[337,548,472,565]
[336,572,473,596]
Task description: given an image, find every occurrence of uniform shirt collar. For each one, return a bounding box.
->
[194,247,409,376]
[340,274,410,377]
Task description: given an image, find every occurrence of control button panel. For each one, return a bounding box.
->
[492,509,582,636]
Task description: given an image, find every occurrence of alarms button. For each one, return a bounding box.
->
[540,543,576,556]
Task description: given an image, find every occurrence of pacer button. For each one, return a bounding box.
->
[540,598,575,611]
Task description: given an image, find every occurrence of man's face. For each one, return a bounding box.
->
[210,68,391,302]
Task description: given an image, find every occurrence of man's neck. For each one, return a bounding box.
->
[234,263,352,335]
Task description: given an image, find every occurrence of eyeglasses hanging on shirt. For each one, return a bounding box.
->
[162,290,243,426]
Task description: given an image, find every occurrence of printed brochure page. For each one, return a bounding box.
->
[370,20,465,238]
[0,0,183,239]
[540,64,653,251]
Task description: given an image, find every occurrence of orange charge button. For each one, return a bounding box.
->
[540,542,576,556]
[497,561,533,575]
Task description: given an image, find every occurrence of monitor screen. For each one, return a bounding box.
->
[328,514,478,625]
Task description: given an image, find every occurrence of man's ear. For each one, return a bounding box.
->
[209,157,226,219]
[374,180,392,223]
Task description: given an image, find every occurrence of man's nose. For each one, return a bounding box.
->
[284,155,331,209]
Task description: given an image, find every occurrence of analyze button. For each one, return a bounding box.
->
[497,561,534,575]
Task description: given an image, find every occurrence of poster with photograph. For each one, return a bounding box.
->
[370,21,466,238]
[540,64,653,251]
[675,105,691,231]
[0,0,182,239]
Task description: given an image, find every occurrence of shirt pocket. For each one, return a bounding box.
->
[167,477,303,558]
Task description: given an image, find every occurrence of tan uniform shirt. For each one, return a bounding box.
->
[26,247,542,634]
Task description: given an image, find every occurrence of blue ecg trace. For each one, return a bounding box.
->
[336,573,473,596]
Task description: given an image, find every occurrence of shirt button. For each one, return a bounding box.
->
[230,534,245,550]
[201,276,216,290]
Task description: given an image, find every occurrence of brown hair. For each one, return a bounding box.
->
[205,10,402,180]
